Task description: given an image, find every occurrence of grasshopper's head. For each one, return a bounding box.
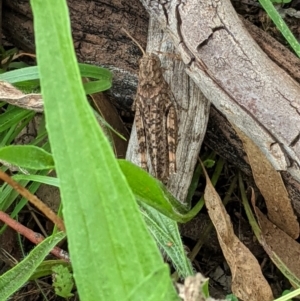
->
[138,53,162,80]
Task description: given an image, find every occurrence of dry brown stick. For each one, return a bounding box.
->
[1,52,36,65]
[0,170,65,232]
[0,211,69,262]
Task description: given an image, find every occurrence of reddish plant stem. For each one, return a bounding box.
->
[0,210,70,262]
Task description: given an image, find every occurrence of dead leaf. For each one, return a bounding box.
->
[250,190,300,287]
[200,161,273,301]
[233,126,299,239]
[0,81,43,112]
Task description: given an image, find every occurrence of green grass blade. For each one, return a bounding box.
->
[0,64,112,84]
[0,107,34,132]
[259,0,300,57]
[30,0,179,300]
[0,232,65,301]
[12,174,58,186]
[0,113,35,147]
[273,288,300,301]
[0,63,112,94]
[0,181,27,212]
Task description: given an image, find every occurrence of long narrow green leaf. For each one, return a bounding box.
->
[0,64,112,85]
[13,174,59,186]
[0,232,65,301]
[0,180,27,212]
[0,107,34,132]
[259,0,300,57]
[31,0,179,300]
[273,288,300,301]
[0,64,112,95]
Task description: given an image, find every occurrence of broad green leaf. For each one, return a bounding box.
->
[13,160,204,223]
[125,265,175,301]
[119,160,188,213]
[119,160,205,222]
[31,1,179,301]
[0,145,50,214]
[0,232,65,301]
[13,173,193,278]
[0,145,54,170]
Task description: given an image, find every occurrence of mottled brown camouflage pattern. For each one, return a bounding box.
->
[133,53,177,183]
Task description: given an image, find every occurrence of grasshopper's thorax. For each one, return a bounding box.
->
[137,53,166,99]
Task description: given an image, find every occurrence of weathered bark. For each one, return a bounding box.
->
[138,0,300,215]
[3,0,148,110]
[139,0,300,173]
[204,18,300,220]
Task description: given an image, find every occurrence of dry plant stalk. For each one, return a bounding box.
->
[0,170,65,231]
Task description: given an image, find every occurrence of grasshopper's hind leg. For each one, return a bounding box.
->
[135,107,148,171]
[166,105,177,175]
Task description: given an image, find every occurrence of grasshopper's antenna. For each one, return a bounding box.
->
[122,28,146,56]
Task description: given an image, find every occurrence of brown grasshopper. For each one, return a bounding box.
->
[123,29,177,183]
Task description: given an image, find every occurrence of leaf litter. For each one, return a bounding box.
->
[250,189,300,288]
[233,126,299,239]
[200,160,273,301]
